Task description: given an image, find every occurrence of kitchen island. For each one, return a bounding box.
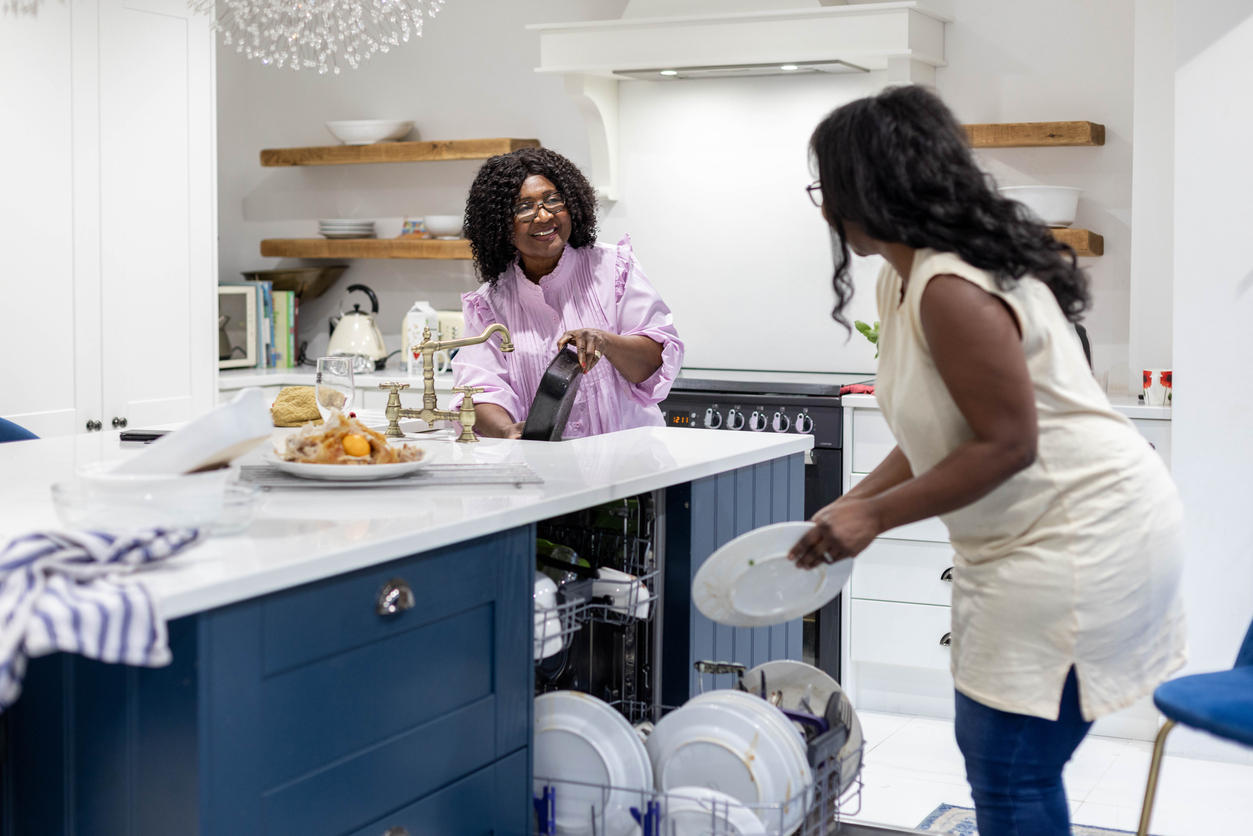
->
[0,425,811,836]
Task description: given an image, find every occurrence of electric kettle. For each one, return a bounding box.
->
[328,284,388,373]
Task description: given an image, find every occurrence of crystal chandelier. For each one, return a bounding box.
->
[190,0,444,74]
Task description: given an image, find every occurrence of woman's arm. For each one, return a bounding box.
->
[557,329,663,383]
[790,275,1037,568]
[474,403,524,439]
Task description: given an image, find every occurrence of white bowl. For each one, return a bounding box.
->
[998,185,1083,228]
[325,120,414,146]
[422,215,464,239]
[59,464,233,531]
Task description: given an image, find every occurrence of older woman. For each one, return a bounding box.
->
[453,148,683,439]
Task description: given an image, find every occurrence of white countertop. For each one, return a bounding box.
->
[840,392,1172,420]
[0,427,811,620]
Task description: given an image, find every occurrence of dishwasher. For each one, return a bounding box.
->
[531,494,923,836]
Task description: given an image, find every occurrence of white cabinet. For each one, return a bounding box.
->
[0,0,216,437]
[840,399,1173,729]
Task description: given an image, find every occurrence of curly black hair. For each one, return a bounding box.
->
[810,85,1090,330]
[463,147,599,284]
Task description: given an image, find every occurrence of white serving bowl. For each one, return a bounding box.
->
[325,120,414,146]
[422,215,464,239]
[998,185,1083,228]
[56,464,233,531]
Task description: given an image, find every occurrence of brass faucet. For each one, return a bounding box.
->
[378,323,514,443]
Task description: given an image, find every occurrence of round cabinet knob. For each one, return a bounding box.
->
[795,413,814,434]
[771,412,791,433]
[376,578,415,616]
[703,408,723,429]
[748,411,767,432]
[112,417,128,429]
[726,409,745,431]
[85,420,102,432]
[940,632,952,647]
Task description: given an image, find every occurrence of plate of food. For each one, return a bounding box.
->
[268,412,432,481]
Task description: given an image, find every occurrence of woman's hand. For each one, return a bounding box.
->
[557,329,665,383]
[557,328,609,374]
[788,497,883,569]
[474,403,524,439]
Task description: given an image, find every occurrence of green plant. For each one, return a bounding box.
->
[855,320,881,358]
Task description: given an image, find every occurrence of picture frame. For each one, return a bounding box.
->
[217,285,258,369]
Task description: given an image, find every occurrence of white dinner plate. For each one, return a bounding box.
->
[687,690,813,831]
[321,232,376,239]
[264,451,430,481]
[646,699,802,830]
[741,661,864,798]
[663,787,767,836]
[534,691,653,836]
[692,522,854,627]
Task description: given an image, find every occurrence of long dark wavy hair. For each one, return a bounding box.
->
[464,147,599,284]
[810,85,1090,329]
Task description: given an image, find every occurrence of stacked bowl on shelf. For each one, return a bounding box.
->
[318,219,376,239]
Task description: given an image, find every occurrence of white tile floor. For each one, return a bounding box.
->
[843,711,1253,834]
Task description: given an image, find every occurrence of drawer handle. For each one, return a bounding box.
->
[939,632,952,647]
[940,567,954,583]
[376,578,415,617]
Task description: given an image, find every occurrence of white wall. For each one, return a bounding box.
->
[215,1,628,361]
[937,0,1136,393]
[1169,0,1253,764]
[216,0,1146,382]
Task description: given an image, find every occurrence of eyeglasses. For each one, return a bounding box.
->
[513,193,567,222]
[806,181,823,208]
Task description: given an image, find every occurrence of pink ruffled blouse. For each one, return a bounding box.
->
[452,236,684,438]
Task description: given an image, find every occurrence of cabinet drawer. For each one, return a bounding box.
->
[851,408,895,473]
[851,599,953,670]
[849,474,950,542]
[261,531,516,674]
[852,539,955,605]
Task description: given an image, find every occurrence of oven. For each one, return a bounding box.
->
[659,372,859,683]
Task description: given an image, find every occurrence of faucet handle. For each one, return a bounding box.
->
[379,382,410,392]
[453,386,485,396]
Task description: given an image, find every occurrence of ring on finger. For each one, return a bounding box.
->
[593,349,602,359]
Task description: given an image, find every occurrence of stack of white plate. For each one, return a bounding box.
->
[318,219,376,239]
[647,689,812,834]
[534,691,653,836]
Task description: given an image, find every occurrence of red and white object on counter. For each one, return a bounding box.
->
[1142,368,1173,406]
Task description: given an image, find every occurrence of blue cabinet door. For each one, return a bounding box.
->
[662,454,807,704]
[199,527,535,836]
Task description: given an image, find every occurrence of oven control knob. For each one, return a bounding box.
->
[795,413,814,434]
[771,412,791,433]
[748,411,767,432]
[704,407,723,429]
[726,409,745,430]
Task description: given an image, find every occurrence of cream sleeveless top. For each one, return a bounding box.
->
[874,249,1186,721]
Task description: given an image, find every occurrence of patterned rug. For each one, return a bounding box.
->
[917,804,1141,835]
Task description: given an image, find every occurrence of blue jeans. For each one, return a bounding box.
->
[954,668,1092,836]
[0,417,37,443]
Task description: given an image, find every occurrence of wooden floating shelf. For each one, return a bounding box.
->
[1051,228,1103,257]
[964,121,1105,148]
[260,138,540,167]
[260,238,473,260]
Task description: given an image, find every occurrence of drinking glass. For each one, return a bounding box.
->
[315,357,355,420]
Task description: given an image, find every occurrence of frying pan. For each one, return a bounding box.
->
[522,347,584,441]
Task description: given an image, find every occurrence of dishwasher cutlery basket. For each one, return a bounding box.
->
[534,711,863,836]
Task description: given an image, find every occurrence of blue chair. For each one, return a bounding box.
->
[0,417,37,443]
[1137,617,1253,835]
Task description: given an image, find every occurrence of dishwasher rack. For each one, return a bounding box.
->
[535,494,661,722]
[534,710,864,836]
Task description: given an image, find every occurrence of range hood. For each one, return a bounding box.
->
[526,0,951,199]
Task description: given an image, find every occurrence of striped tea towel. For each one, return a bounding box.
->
[0,528,203,711]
